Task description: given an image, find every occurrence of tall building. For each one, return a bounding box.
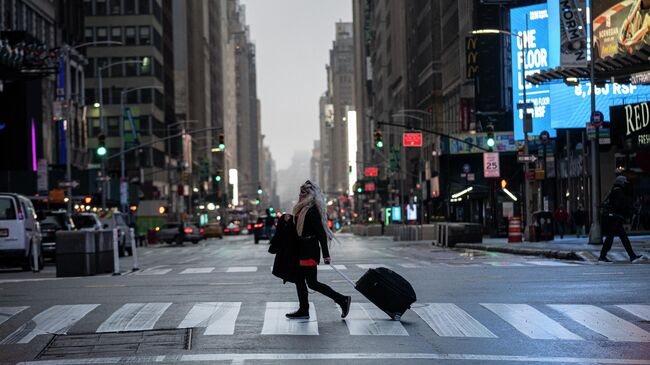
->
[323,22,354,195]
[0,1,87,197]
[83,0,174,204]
[229,0,262,210]
[262,145,279,209]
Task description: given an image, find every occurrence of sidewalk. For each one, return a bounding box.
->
[454,235,650,263]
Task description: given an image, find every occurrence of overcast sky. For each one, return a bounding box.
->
[241,0,352,170]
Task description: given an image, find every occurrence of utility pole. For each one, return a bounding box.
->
[588,0,602,245]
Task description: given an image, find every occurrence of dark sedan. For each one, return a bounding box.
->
[158,222,202,245]
[253,215,278,244]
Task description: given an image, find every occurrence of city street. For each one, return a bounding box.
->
[0,234,649,364]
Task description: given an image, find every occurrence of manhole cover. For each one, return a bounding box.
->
[36,328,192,360]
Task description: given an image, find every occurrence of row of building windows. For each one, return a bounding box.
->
[84,56,163,81]
[1,0,55,47]
[85,87,164,110]
[88,114,166,139]
[84,25,162,51]
[84,0,162,22]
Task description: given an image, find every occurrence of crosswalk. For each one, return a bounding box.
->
[0,302,648,344]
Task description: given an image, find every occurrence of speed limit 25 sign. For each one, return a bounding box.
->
[483,152,500,178]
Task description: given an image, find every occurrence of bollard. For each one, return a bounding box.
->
[129,228,139,271]
[112,228,120,276]
[32,239,39,273]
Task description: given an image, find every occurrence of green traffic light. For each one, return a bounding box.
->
[257,189,263,195]
[97,146,107,156]
[218,143,225,150]
[356,187,362,193]
[215,175,222,182]
[255,199,260,205]
[487,138,495,148]
[376,141,384,148]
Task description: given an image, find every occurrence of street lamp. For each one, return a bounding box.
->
[472,20,532,239]
[97,58,148,210]
[119,85,164,214]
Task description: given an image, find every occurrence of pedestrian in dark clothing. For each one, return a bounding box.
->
[573,205,587,238]
[284,180,351,320]
[599,176,644,263]
[269,213,300,284]
[553,205,569,239]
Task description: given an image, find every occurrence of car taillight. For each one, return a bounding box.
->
[224,228,230,233]
[247,224,252,230]
[234,227,240,232]
[254,223,263,228]
[184,228,193,234]
[16,204,24,220]
[200,228,205,233]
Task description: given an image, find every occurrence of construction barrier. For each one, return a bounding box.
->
[508,216,523,243]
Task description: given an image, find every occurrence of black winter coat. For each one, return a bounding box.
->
[297,206,330,263]
[269,214,300,283]
[606,185,630,217]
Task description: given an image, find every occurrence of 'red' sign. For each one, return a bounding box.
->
[403,132,423,147]
[364,167,379,177]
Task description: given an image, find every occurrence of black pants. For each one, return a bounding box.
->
[295,266,345,310]
[600,218,637,259]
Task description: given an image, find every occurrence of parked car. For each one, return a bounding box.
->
[253,215,278,244]
[158,222,202,244]
[201,223,223,239]
[223,221,241,235]
[39,210,74,260]
[71,213,102,231]
[0,193,43,271]
[98,211,131,256]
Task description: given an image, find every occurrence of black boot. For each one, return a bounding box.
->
[339,296,352,318]
[286,308,309,319]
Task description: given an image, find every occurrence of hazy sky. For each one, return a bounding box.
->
[242,0,352,170]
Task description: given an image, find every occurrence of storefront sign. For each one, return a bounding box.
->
[611,102,650,148]
[592,0,650,61]
[558,0,587,67]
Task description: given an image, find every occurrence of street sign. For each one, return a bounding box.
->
[364,167,379,177]
[120,180,128,206]
[462,163,471,174]
[523,113,533,133]
[590,111,604,128]
[483,152,500,178]
[517,102,534,110]
[97,176,111,182]
[364,182,376,191]
[37,159,48,193]
[403,132,423,147]
[460,173,475,181]
[58,180,79,189]
[517,155,538,163]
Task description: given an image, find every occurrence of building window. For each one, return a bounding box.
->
[95,0,107,15]
[139,115,150,136]
[85,88,96,106]
[154,89,163,110]
[139,0,151,14]
[124,0,135,14]
[125,26,136,45]
[153,0,162,22]
[139,26,150,45]
[140,88,152,103]
[111,87,123,105]
[140,56,151,75]
[85,58,95,78]
[153,28,162,51]
[96,27,107,42]
[110,57,123,77]
[84,27,94,43]
[126,90,137,104]
[109,0,120,14]
[84,0,92,16]
[153,59,162,81]
[125,57,138,76]
[110,26,122,43]
[107,117,119,136]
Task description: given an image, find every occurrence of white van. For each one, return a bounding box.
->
[0,193,43,270]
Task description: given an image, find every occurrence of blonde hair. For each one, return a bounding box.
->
[292,180,337,245]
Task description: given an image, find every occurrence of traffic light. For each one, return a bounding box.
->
[374,128,383,148]
[84,196,92,204]
[486,124,495,149]
[214,169,223,182]
[257,185,263,195]
[158,205,167,214]
[218,133,225,150]
[500,179,507,189]
[255,198,260,205]
[214,175,222,182]
[97,134,107,156]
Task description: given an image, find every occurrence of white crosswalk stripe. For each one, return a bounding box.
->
[413,303,497,338]
[356,264,389,269]
[317,265,347,271]
[481,303,582,340]
[178,302,241,335]
[0,306,28,327]
[226,266,258,273]
[180,268,215,274]
[96,303,171,333]
[525,260,578,266]
[617,304,650,321]
[261,302,318,335]
[343,303,408,336]
[549,304,650,342]
[0,304,98,344]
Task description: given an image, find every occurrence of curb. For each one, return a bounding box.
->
[454,243,584,261]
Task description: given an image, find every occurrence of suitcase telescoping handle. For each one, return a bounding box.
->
[329,264,356,288]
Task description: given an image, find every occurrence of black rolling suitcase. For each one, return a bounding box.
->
[331,265,416,321]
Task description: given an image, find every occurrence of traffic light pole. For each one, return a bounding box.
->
[376,121,492,152]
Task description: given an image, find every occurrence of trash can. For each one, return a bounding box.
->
[55,231,96,277]
[532,211,554,241]
[95,230,115,274]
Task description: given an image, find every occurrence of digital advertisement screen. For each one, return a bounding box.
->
[511,2,650,138]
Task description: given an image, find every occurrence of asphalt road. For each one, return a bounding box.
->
[0,233,649,365]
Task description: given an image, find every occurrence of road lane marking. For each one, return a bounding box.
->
[97,303,171,333]
[412,303,497,338]
[134,265,172,275]
[261,302,318,335]
[617,305,650,321]
[526,260,578,266]
[226,266,257,273]
[399,263,423,268]
[0,304,98,344]
[178,302,241,335]
[0,306,28,326]
[180,268,215,274]
[481,303,583,340]
[343,303,408,336]
[356,264,389,269]
[549,304,650,342]
[15,352,650,364]
[317,265,347,271]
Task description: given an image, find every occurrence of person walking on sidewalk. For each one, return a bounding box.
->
[573,205,587,238]
[553,205,569,239]
[285,180,351,319]
[599,176,644,263]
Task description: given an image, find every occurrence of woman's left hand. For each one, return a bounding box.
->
[324,257,331,265]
